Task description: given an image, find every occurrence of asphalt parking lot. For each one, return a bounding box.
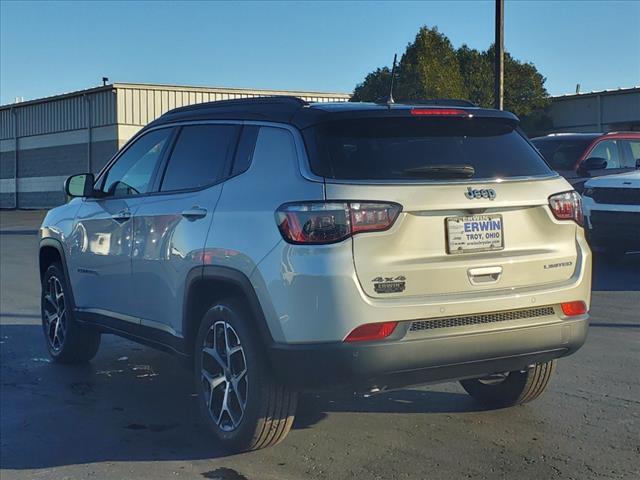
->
[1,211,638,480]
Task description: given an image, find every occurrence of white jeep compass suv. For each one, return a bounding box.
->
[39,97,591,452]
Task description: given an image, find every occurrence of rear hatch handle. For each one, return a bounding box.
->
[468,266,502,285]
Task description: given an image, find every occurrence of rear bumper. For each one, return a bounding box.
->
[267,315,589,391]
[253,233,592,344]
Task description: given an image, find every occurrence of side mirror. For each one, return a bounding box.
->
[64,173,95,198]
[578,157,607,176]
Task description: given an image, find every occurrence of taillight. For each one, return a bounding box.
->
[410,108,470,117]
[344,321,398,343]
[276,202,401,244]
[350,202,400,233]
[561,301,587,316]
[549,191,583,226]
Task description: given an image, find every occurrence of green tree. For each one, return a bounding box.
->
[352,25,551,119]
[488,45,551,117]
[397,26,465,100]
[352,67,393,102]
[352,26,464,102]
[456,44,493,107]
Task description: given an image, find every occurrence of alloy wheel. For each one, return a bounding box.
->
[43,276,67,352]
[200,320,248,432]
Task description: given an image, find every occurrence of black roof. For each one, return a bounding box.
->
[147,96,520,131]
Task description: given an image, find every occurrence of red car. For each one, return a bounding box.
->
[531,132,640,191]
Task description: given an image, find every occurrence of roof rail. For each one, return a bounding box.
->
[546,132,601,136]
[166,95,308,115]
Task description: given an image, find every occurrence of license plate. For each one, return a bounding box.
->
[446,215,504,254]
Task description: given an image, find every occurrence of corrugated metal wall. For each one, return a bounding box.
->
[0,88,116,140]
[1,84,350,138]
[0,108,14,139]
[547,89,640,133]
[114,84,350,127]
[0,83,350,209]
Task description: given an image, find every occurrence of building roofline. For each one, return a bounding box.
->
[552,85,640,100]
[110,82,351,97]
[0,84,115,109]
[0,82,351,110]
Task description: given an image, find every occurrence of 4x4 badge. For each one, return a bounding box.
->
[372,276,406,294]
[465,187,496,200]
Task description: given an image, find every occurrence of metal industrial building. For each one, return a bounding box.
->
[4,82,637,209]
[544,86,640,133]
[0,83,350,209]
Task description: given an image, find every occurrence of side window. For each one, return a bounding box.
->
[251,126,298,176]
[587,140,621,169]
[232,126,260,176]
[622,140,640,167]
[102,129,172,196]
[160,125,239,192]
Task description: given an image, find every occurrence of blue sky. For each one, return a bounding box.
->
[1,0,639,105]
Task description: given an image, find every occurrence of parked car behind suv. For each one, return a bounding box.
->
[39,97,591,452]
[582,170,640,255]
[531,132,640,192]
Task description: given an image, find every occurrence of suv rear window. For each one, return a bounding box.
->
[304,117,552,181]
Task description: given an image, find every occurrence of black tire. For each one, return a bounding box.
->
[460,360,556,408]
[41,262,101,363]
[194,298,297,452]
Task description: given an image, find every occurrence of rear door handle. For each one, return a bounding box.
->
[112,209,131,223]
[181,207,208,220]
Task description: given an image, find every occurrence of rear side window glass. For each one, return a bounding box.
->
[160,124,239,192]
[232,126,260,176]
[304,117,553,181]
[532,138,593,170]
[621,139,640,168]
[629,140,640,161]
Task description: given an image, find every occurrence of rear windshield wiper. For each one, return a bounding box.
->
[403,164,476,179]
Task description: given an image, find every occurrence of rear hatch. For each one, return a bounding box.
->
[303,110,580,298]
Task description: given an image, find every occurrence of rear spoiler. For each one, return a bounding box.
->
[293,104,519,130]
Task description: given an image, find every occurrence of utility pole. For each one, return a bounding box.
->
[494,0,504,110]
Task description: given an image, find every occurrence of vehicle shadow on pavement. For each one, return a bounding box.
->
[294,389,484,430]
[1,323,486,470]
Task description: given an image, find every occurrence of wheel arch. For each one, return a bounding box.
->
[39,237,80,317]
[183,266,275,357]
[39,239,65,281]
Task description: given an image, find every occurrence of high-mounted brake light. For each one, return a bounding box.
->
[276,202,401,245]
[344,321,398,343]
[410,108,470,117]
[548,191,583,226]
[561,301,587,317]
